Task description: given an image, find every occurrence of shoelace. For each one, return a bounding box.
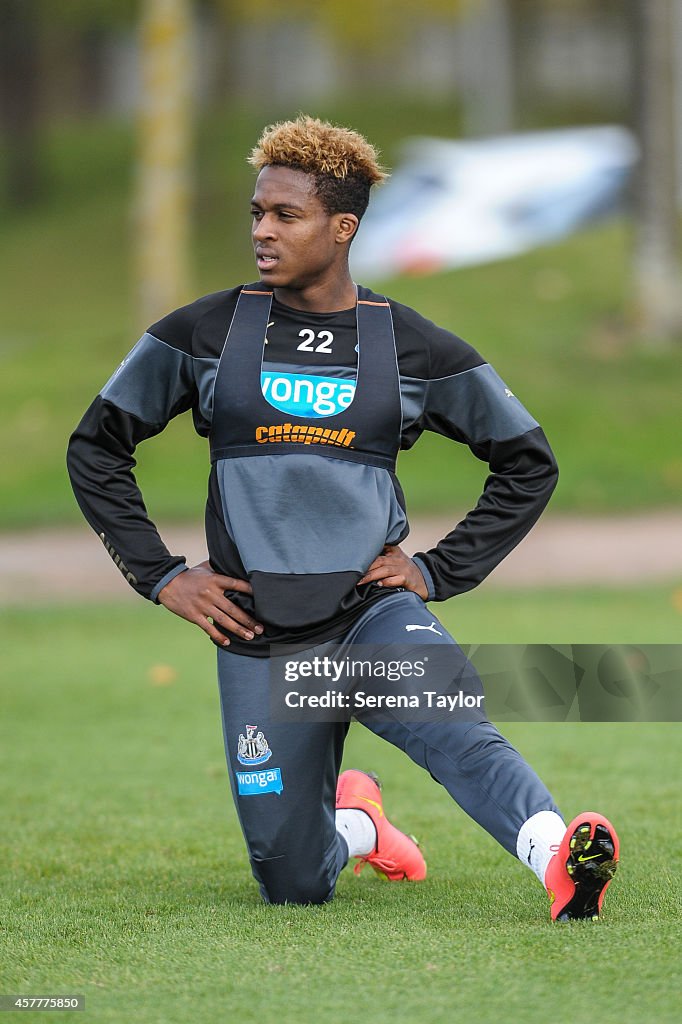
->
[352,853,400,877]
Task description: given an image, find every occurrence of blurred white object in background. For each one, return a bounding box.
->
[350,126,639,278]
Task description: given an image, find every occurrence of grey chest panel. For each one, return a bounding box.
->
[216,453,407,576]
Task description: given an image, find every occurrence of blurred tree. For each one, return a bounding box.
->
[224,0,465,49]
[136,0,194,326]
[458,0,516,134]
[0,1,43,206]
[631,0,682,343]
[0,0,137,206]
[221,0,470,93]
[218,0,517,133]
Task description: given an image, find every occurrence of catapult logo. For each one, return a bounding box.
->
[261,370,355,418]
[255,423,356,448]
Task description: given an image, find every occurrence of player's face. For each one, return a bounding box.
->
[250,165,348,294]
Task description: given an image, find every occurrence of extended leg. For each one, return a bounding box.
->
[345,591,561,855]
[343,591,619,917]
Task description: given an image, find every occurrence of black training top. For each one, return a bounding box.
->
[67,285,558,655]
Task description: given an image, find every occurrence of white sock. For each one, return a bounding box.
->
[516,810,566,885]
[336,809,377,858]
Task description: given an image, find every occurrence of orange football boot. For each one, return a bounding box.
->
[336,769,427,881]
[545,812,619,921]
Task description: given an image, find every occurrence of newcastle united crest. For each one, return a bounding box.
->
[237,724,272,766]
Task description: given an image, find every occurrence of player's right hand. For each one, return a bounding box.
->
[157,561,264,646]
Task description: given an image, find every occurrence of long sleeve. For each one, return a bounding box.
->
[411,354,558,601]
[413,431,558,600]
[66,328,199,600]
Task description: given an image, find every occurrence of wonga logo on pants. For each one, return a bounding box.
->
[261,371,356,418]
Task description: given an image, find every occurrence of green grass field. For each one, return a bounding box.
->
[2,96,680,1023]
[1,595,680,1024]
[2,102,682,527]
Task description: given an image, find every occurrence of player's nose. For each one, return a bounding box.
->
[253,214,277,242]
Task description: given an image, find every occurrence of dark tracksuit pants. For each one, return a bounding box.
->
[217,591,559,904]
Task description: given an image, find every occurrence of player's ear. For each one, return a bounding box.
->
[336,213,359,245]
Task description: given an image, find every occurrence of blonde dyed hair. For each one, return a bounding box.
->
[248,114,388,185]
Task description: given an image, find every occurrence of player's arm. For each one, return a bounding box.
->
[411,355,558,601]
[66,307,261,645]
[67,389,189,600]
[367,302,558,601]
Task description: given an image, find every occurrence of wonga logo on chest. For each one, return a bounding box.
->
[261,370,356,418]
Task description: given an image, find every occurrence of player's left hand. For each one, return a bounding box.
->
[357,545,429,600]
